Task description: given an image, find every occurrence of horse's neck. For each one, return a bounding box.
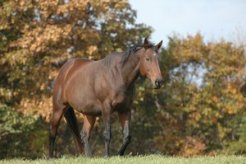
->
[121,50,141,87]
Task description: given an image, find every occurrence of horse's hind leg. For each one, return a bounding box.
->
[118,111,131,156]
[81,115,96,157]
[49,104,65,158]
[64,106,84,154]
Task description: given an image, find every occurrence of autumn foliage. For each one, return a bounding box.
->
[0,0,245,158]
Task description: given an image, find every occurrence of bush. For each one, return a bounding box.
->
[0,104,48,159]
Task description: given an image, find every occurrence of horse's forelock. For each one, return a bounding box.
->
[121,45,143,65]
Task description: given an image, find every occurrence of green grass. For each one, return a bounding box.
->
[1,155,246,164]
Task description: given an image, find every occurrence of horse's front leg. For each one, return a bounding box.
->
[81,115,96,157]
[118,111,131,156]
[102,102,112,157]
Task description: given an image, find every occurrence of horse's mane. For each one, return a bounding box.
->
[122,42,155,65]
[102,42,155,67]
[121,45,141,66]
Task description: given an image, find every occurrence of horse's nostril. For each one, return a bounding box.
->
[155,79,163,88]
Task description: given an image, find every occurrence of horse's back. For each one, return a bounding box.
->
[60,58,91,81]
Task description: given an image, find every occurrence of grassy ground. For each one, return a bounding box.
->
[1,155,246,164]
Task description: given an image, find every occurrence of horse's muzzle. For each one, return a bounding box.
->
[155,78,163,89]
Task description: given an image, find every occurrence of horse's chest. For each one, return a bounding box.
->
[111,93,126,107]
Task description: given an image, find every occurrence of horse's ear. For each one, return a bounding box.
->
[144,37,150,49]
[155,40,163,51]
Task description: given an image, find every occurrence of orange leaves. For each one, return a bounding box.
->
[19,97,52,121]
[86,45,98,56]
[220,84,246,115]
[169,33,206,64]
[37,0,59,19]
[212,96,219,103]
[179,136,206,157]
[1,49,28,66]
[56,0,89,17]
[16,25,72,54]
[207,42,245,79]
[16,0,34,12]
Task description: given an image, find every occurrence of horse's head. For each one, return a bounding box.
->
[139,38,163,89]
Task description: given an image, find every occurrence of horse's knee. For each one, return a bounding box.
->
[49,124,57,137]
[81,130,89,142]
[103,130,111,142]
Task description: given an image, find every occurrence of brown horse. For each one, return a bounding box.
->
[49,38,163,157]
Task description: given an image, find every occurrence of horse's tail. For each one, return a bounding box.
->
[64,106,84,153]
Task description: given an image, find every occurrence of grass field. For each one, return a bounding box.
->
[1,155,246,164]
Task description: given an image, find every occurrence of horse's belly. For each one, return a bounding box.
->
[80,104,102,116]
[71,99,103,116]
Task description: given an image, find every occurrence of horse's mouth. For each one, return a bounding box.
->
[154,85,161,89]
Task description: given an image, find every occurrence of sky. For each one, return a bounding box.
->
[129,0,246,46]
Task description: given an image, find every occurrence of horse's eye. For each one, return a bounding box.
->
[146,58,150,62]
